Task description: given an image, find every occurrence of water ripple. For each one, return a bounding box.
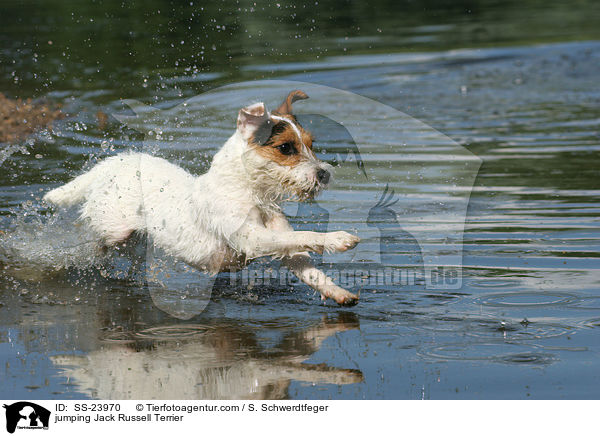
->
[418,342,556,365]
[475,292,580,308]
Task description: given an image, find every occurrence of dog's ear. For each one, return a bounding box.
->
[237,102,270,141]
[273,90,309,115]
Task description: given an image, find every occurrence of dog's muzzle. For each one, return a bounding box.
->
[316,168,330,184]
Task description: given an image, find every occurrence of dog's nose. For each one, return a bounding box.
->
[317,169,330,184]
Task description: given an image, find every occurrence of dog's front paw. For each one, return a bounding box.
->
[321,286,359,306]
[335,291,359,306]
[323,231,360,253]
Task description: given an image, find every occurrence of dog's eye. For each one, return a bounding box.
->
[277,142,297,156]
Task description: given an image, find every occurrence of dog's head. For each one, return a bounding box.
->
[237,90,332,202]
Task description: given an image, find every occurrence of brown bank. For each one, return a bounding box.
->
[0,93,63,143]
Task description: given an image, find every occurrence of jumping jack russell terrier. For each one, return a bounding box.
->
[44,90,361,305]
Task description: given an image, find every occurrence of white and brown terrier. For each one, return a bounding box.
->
[44,90,361,305]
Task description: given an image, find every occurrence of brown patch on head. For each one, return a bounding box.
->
[250,115,315,167]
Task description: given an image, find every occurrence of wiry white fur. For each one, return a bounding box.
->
[43,100,361,305]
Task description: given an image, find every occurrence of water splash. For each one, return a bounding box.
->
[0,203,107,276]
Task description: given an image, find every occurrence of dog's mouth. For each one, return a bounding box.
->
[301,180,328,201]
[279,179,326,202]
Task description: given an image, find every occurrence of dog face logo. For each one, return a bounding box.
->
[2,402,50,434]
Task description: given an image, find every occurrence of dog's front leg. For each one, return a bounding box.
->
[264,213,359,306]
[282,253,359,306]
[230,208,359,259]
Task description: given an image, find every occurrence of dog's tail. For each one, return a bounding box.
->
[43,170,96,207]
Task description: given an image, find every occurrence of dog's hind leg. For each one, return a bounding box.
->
[80,204,138,246]
[102,228,135,246]
[43,167,98,206]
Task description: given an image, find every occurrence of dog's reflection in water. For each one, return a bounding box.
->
[51,313,362,399]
